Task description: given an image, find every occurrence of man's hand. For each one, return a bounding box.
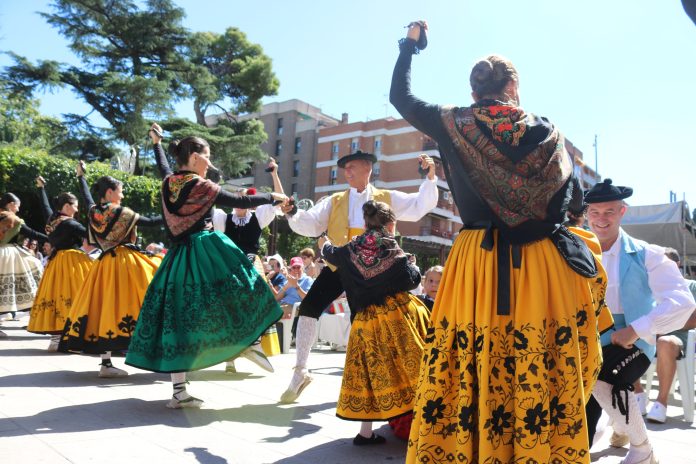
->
[317,235,328,249]
[420,154,436,180]
[611,326,640,349]
[286,274,298,288]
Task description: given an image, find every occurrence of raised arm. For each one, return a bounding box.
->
[149,123,173,178]
[76,162,95,209]
[20,223,48,242]
[389,28,449,142]
[35,176,53,221]
[215,190,277,210]
[268,158,285,195]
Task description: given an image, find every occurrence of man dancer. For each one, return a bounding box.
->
[279,149,438,403]
[584,179,694,464]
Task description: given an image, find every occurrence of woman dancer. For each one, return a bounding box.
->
[320,200,430,445]
[390,22,611,463]
[125,125,287,408]
[60,163,161,378]
[0,193,46,336]
[27,176,93,351]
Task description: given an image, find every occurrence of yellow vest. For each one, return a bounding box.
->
[326,186,392,246]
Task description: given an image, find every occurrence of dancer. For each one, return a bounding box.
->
[391,21,612,463]
[320,200,429,445]
[279,149,438,403]
[27,176,93,351]
[210,157,286,373]
[59,162,161,378]
[0,193,46,337]
[125,125,288,408]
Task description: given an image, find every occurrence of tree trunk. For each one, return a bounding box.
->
[194,99,208,127]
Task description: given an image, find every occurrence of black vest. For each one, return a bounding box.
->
[224,213,261,255]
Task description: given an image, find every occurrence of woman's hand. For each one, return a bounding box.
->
[267,158,278,173]
[271,192,289,206]
[406,20,427,41]
[35,176,46,188]
[76,161,86,177]
[149,123,163,144]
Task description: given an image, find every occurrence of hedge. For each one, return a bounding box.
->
[0,145,167,245]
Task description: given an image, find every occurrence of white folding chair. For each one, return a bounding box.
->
[643,329,695,422]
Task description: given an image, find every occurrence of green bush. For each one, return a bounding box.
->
[0,145,166,244]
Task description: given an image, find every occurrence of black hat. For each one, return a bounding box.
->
[337,150,377,168]
[584,178,633,204]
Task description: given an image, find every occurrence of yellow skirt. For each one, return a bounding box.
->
[336,292,430,421]
[27,249,94,334]
[406,228,611,464]
[61,246,159,354]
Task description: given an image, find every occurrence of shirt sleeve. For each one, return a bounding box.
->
[321,241,339,267]
[211,208,227,232]
[287,197,332,237]
[299,276,314,292]
[389,177,438,221]
[255,204,281,229]
[630,244,696,343]
[38,187,53,221]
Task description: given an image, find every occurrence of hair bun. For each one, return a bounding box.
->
[362,200,378,217]
[167,140,181,157]
[470,59,494,84]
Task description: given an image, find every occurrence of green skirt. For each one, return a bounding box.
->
[125,230,282,373]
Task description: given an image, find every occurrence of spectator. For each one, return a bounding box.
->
[417,265,443,311]
[300,248,321,279]
[276,256,314,307]
[266,254,287,291]
[41,242,52,267]
[80,238,102,260]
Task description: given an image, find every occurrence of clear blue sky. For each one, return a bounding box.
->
[1,1,694,208]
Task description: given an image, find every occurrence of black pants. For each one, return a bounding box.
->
[585,395,602,446]
[291,267,344,338]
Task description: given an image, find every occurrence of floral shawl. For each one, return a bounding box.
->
[88,203,139,252]
[161,172,221,240]
[347,229,407,280]
[45,213,73,235]
[441,102,573,228]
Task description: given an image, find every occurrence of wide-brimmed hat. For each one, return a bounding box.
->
[337,150,377,168]
[584,178,633,204]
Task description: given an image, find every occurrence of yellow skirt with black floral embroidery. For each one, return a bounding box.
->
[336,292,430,421]
[27,249,94,334]
[406,228,612,464]
[60,246,159,354]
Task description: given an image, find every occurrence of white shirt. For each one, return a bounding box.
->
[212,204,280,232]
[287,177,439,237]
[602,228,696,344]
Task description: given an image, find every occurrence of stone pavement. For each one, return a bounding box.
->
[1,316,695,463]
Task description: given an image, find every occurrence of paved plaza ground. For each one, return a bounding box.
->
[1,316,695,463]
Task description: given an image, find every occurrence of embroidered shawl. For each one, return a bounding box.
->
[88,203,139,252]
[347,229,407,280]
[0,212,21,244]
[441,103,572,228]
[161,172,221,240]
[45,213,73,235]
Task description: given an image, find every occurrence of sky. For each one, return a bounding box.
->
[0,1,694,208]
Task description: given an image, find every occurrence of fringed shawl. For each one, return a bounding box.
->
[161,172,221,240]
[441,103,573,228]
[45,213,73,235]
[88,203,139,252]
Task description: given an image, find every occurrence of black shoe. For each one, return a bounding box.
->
[353,433,386,446]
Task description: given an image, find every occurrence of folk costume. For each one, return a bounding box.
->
[212,196,283,363]
[391,37,612,463]
[0,211,46,315]
[28,186,93,336]
[280,150,438,403]
[59,176,161,360]
[584,180,695,463]
[125,143,283,374]
[322,229,429,426]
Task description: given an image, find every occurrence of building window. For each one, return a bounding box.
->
[331,142,339,160]
[372,162,381,179]
[277,117,283,135]
[275,140,282,156]
[350,138,359,152]
[293,160,300,177]
[291,183,298,195]
[329,168,337,185]
[294,137,301,154]
[374,137,382,155]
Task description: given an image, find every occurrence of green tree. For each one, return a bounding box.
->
[3,0,190,173]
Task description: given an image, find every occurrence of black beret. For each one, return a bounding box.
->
[584,178,633,203]
[337,150,377,168]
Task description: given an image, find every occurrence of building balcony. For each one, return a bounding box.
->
[420,226,452,239]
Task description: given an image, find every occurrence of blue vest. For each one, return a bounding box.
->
[601,232,656,359]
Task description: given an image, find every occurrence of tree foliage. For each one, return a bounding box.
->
[3,0,279,175]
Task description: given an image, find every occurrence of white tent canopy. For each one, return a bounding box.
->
[622,201,696,271]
